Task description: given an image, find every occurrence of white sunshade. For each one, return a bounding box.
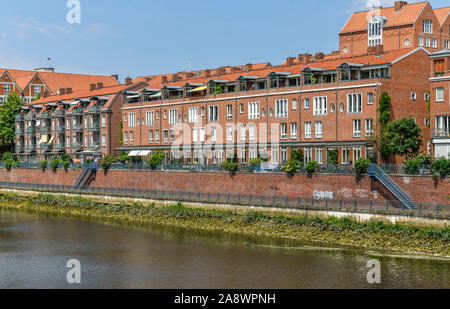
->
[149,92,162,98]
[139,150,151,156]
[128,151,141,156]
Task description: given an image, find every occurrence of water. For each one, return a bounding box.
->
[0,209,449,289]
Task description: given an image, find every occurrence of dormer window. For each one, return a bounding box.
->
[368,17,386,47]
[423,20,432,34]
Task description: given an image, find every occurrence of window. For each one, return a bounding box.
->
[424,118,430,126]
[128,112,136,127]
[249,148,257,160]
[304,98,310,109]
[315,121,322,139]
[432,38,437,48]
[239,104,244,114]
[146,111,154,126]
[227,105,232,120]
[124,132,128,144]
[280,123,287,140]
[275,99,288,118]
[315,148,323,165]
[292,99,297,110]
[365,119,373,137]
[368,18,383,47]
[281,147,288,163]
[353,120,361,137]
[101,115,106,128]
[155,130,160,143]
[241,125,246,141]
[163,110,167,120]
[305,148,312,163]
[368,93,374,105]
[149,130,153,143]
[163,129,168,143]
[101,135,106,147]
[436,88,444,102]
[227,125,233,142]
[199,127,205,142]
[248,102,260,119]
[347,93,362,113]
[425,37,430,47]
[271,148,278,165]
[209,105,218,122]
[446,40,450,49]
[66,119,70,129]
[423,20,433,34]
[130,132,134,145]
[353,147,362,162]
[249,124,255,141]
[156,111,160,120]
[3,84,10,94]
[170,129,175,142]
[411,92,417,101]
[66,136,70,147]
[290,123,297,139]
[192,128,198,143]
[188,107,198,123]
[418,36,424,46]
[211,127,217,142]
[169,109,177,124]
[425,92,430,101]
[85,118,88,129]
[218,150,225,163]
[34,86,41,96]
[342,148,350,164]
[305,122,312,139]
[313,96,327,115]
[436,116,450,136]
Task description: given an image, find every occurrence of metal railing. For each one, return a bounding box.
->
[0,181,447,217]
[54,125,66,133]
[40,143,53,152]
[15,114,24,121]
[26,127,36,134]
[40,127,51,135]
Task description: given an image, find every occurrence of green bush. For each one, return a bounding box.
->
[221,160,239,175]
[404,154,431,174]
[50,157,61,172]
[101,155,116,173]
[431,157,450,178]
[281,159,301,176]
[14,160,21,168]
[148,151,165,169]
[290,148,304,162]
[327,149,339,165]
[305,161,318,174]
[41,160,48,171]
[354,158,371,178]
[5,159,14,171]
[2,152,13,162]
[63,160,70,172]
[119,151,132,164]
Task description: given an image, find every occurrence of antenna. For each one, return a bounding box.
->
[47,57,52,68]
[189,57,192,72]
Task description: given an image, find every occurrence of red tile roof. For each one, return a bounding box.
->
[340,2,428,34]
[434,7,450,25]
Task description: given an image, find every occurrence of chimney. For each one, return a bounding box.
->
[245,64,253,73]
[285,57,295,67]
[186,72,195,78]
[66,88,72,94]
[97,82,104,89]
[216,68,226,76]
[161,76,168,84]
[204,70,211,78]
[111,74,119,81]
[125,77,133,85]
[90,83,96,91]
[367,44,384,55]
[298,53,313,65]
[59,88,66,95]
[171,74,181,82]
[314,52,324,61]
[395,1,407,11]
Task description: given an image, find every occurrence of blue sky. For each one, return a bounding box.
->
[0,0,448,82]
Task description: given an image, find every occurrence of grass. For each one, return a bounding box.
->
[0,193,449,256]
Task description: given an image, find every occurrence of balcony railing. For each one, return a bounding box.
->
[72,142,83,151]
[89,142,101,151]
[86,106,101,114]
[40,111,51,119]
[53,110,66,117]
[16,144,24,152]
[71,108,84,116]
[40,127,51,135]
[16,127,24,135]
[26,144,36,152]
[433,128,450,138]
[15,114,24,121]
[88,123,101,131]
[25,113,37,120]
[55,125,66,133]
[41,143,53,152]
[26,127,36,134]
[73,124,84,132]
[55,143,66,151]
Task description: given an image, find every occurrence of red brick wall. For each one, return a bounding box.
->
[0,168,448,204]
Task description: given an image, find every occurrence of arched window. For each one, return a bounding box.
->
[368,17,386,47]
[423,20,433,34]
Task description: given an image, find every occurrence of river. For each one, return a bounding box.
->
[0,209,449,289]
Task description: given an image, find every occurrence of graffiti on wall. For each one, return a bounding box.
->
[313,190,334,200]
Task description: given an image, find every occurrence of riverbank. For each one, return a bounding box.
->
[0,193,449,257]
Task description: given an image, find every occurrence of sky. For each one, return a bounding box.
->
[0,0,448,82]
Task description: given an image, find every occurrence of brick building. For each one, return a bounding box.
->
[15,80,147,163]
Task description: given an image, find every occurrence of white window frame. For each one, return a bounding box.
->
[315,121,322,139]
[280,123,287,140]
[226,125,233,142]
[249,124,255,141]
[149,130,153,143]
[315,148,323,165]
[146,111,154,126]
[128,112,136,127]
[275,99,288,118]
[368,92,374,105]
[192,128,198,143]
[209,105,218,122]
[290,123,297,139]
[347,93,362,114]
[241,125,246,141]
[353,147,362,162]
[313,96,327,115]
[342,148,350,164]
[304,98,310,109]
[365,119,373,137]
[227,105,232,120]
[423,19,433,34]
[292,99,297,110]
[436,88,444,102]
[189,107,198,124]
[305,122,312,139]
[418,36,424,47]
[353,119,361,138]
[248,101,260,120]
[169,109,177,125]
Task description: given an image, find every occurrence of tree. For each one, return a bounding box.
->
[290,148,304,163]
[0,93,24,145]
[148,151,165,169]
[384,118,422,160]
[367,91,391,163]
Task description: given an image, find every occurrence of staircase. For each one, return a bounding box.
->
[75,166,97,189]
[368,164,417,210]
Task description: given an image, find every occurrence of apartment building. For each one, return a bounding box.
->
[0,68,119,104]
[118,46,431,166]
[429,49,450,158]
[15,80,146,163]
[339,1,450,57]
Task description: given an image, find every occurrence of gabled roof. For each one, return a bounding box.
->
[340,2,428,34]
[434,7,450,25]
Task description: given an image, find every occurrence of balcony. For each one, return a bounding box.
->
[55,143,66,151]
[40,111,51,119]
[16,127,24,135]
[26,144,36,152]
[15,114,24,121]
[55,125,66,133]
[25,113,37,120]
[16,144,24,152]
[41,143,53,152]
[73,124,84,132]
[72,142,83,151]
[53,110,66,117]
[89,142,101,151]
[71,108,84,116]
[26,127,36,135]
[40,127,51,135]
[433,128,450,138]
[86,106,101,114]
[88,123,101,131]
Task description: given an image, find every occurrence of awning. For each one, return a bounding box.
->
[128,151,141,156]
[126,95,140,99]
[41,135,48,143]
[49,136,54,144]
[139,150,151,156]
[149,92,161,98]
[189,86,207,92]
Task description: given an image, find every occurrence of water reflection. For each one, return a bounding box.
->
[0,209,448,289]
